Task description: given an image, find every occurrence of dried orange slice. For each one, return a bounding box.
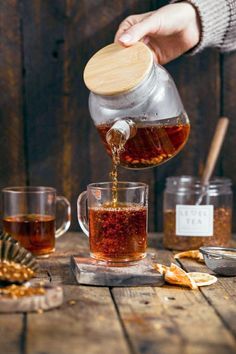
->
[174,250,204,263]
[152,263,169,275]
[165,263,198,290]
[188,272,217,286]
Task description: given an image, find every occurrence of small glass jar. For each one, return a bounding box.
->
[163,176,232,250]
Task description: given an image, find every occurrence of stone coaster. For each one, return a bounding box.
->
[71,254,164,287]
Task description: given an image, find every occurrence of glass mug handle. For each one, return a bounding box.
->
[77,191,89,237]
[55,196,71,238]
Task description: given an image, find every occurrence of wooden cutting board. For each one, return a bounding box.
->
[71,254,164,287]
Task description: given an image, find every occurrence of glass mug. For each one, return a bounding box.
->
[2,187,71,257]
[77,182,148,263]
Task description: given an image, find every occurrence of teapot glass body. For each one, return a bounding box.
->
[89,62,190,169]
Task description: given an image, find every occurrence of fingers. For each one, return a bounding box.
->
[114,20,133,43]
[114,14,145,43]
[120,20,158,46]
[114,12,156,46]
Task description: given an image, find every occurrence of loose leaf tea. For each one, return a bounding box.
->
[0,284,45,298]
[97,118,190,169]
[164,207,232,250]
[0,261,35,284]
[99,117,189,207]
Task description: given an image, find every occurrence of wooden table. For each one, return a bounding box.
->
[1,232,236,354]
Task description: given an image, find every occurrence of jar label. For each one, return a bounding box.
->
[176,205,214,236]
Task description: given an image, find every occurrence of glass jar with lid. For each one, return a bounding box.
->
[84,42,190,169]
[163,176,232,250]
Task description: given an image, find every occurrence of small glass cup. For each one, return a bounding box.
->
[77,182,148,263]
[2,187,71,257]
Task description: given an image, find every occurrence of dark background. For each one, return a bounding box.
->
[0,0,235,231]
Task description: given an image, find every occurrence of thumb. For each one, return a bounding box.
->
[118,17,157,46]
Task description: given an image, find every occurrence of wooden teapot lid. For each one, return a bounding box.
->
[83,42,153,96]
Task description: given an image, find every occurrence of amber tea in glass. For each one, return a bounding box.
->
[3,214,56,256]
[77,182,148,263]
[2,187,71,257]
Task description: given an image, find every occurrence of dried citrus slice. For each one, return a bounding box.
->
[188,272,217,286]
[174,250,204,263]
[165,263,198,290]
[152,263,169,275]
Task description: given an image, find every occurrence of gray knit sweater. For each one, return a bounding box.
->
[172,0,236,53]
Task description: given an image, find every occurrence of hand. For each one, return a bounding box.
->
[114,3,200,64]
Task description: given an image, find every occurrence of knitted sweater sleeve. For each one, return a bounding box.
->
[171,0,236,53]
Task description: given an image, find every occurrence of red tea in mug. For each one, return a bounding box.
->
[88,202,147,262]
[3,214,55,256]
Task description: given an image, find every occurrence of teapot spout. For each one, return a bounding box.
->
[106,119,137,148]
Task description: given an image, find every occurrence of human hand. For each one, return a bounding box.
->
[114,3,200,64]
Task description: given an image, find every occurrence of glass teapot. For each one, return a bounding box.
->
[84,42,189,169]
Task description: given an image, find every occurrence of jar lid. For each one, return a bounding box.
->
[165,176,232,193]
[83,42,153,96]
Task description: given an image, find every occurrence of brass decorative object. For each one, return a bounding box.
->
[0,232,39,284]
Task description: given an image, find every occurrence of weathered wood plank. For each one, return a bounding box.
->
[156,49,221,231]
[26,250,130,354]
[54,231,89,256]
[178,258,236,340]
[38,256,78,285]
[24,232,129,354]
[221,51,236,231]
[0,315,24,354]
[112,247,236,354]
[22,0,84,229]
[21,0,66,185]
[59,0,92,229]
[112,282,236,354]
[113,285,236,354]
[1,233,236,354]
[26,285,129,354]
[0,0,26,188]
